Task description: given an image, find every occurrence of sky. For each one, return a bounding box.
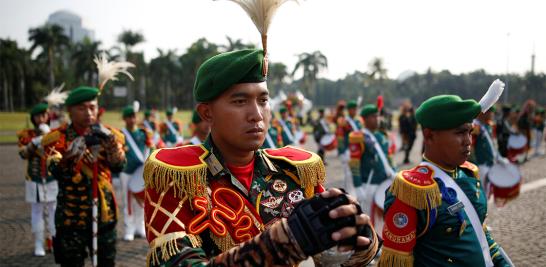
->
[1,0,544,80]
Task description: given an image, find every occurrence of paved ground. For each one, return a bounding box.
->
[1,132,545,266]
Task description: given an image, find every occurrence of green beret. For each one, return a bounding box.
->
[537,107,545,114]
[360,104,378,117]
[194,49,266,102]
[65,86,99,106]
[166,109,173,116]
[191,109,202,124]
[122,106,135,118]
[416,95,481,130]
[30,103,48,116]
[144,109,151,117]
[318,108,325,113]
[347,100,357,109]
[279,106,288,113]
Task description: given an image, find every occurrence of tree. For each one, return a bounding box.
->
[368,57,388,81]
[268,62,288,95]
[28,24,70,88]
[71,38,102,86]
[149,49,180,108]
[117,30,145,103]
[292,51,328,98]
[221,36,256,52]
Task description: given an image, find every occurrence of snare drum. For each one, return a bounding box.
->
[128,166,146,203]
[507,134,527,162]
[487,162,521,206]
[372,179,393,237]
[295,130,307,145]
[319,134,338,151]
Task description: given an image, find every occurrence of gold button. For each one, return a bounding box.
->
[447,258,454,263]
[446,227,453,233]
[477,182,480,187]
[476,191,480,198]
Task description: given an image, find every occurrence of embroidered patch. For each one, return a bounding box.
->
[281,202,294,217]
[272,179,288,193]
[287,190,304,204]
[260,196,284,209]
[393,212,409,228]
[417,167,429,174]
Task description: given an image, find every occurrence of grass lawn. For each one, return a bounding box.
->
[0,110,193,144]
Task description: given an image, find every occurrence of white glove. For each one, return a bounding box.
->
[31,136,43,147]
[38,123,50,134]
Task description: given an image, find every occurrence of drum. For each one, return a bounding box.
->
[320,134,338,151]
[128,166,145,203]
[487,162,521,206]
[507,134,527,162]
[372,179,393,237]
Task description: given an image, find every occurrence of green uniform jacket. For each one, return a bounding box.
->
[379,160,509,267]
[471,122,495,167]
[122,127,152,174]
[350,130,392,187]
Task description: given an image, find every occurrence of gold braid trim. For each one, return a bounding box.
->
[144,148,208,199]
[41,130,61,147]
[389,171,441,210]
[378,247,414,267]
[147,231,192,267]
[210,230,237,252]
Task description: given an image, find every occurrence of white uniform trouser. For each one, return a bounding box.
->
[355,184,378,216]
[31,201,56,235]
[341,151,356,197]
[120,172,145,236]
[532,128,544,154]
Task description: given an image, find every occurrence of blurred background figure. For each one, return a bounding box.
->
[398,104,418,164]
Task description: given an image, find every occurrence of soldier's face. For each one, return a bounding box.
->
[364,113,379,130]
[32,112,49,126]
[124,114,137,129]
[201,82,270,151]
[68,100,98,129]
[424,123,473,168]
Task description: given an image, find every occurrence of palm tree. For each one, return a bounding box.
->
[71,37,101,86]
[221,36,256,52]
[149,49,180,108]
[368,57,388,81]
[0,39,32,111]
[117,30,145,103]
[268,62,288,95]
[28,24,70,88]
[292,51,328,97]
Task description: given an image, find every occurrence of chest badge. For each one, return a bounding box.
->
[288,190,304,204]
[261,195,284,209]
[272,179,288,193]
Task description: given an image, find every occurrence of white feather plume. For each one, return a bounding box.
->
[479,79,505,113]
[226,0,298,37]
[133,101,140,113]
[172,107,178,114]
[94,52,135,91]
[44,83,68,106]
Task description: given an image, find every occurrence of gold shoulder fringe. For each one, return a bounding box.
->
[389,171,441,210]
[211,230,237,252]
[348,131,365,169]
[459,161,480,180]
[109,126,126,145]
[378,247,414,267]
[144,147,208,199]
[146,232,201,267]
[41,130,61,147]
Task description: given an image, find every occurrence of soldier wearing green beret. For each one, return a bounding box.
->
[17,102,58,256]
[160,108,183,147]
[143,47,380,267]
[349,104,395,217]
[42,86,126,266]
[277,105,298,146]
[183,109,211,145]
[119,105,154,241]
[262,111,284,148]
[141,108,164,148]
[379,80,512,267]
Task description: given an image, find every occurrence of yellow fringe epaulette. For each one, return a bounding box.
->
[263,146,325,198]
[146,232,203,267]
[41,130,61,147]
[16,129,31,139]
[144,145,209,199]
[378,247,414,267]
[106,125,125,145]
[348,131,365,168]
[389,165,442,210]
[459,161,480,179]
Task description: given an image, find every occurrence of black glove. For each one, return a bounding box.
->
[287,193,358,256]
[90,123,113,140]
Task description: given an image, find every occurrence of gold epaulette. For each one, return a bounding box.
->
[106,125,125,145]
[41,130,61,147]
[144,145,208,199]
[263,146,325,198]
[389,165,441,210]
[16,129,31,139]
[459,161,480,179]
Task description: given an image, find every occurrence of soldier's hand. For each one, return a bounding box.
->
[63,136,86,162]
[90,123,113,140]
[321,188,372,252]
